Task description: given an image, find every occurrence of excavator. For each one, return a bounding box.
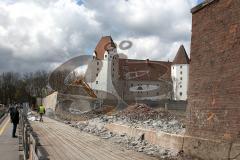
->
[72,79,97,99]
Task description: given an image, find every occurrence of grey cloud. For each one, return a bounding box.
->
[0,45,14,71]
[84,0,193,42]
[0,0,197,73]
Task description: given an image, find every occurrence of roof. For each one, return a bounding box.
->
[191,0,219,14]
[172,45,190,64]
[118,58,172,81]
[94,36,116,60]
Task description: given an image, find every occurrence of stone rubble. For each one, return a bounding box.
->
[67,119,180,159]
[61,104,201,159]
[70,113,185,134]
[64,114,189,159]
[60,104,206,160]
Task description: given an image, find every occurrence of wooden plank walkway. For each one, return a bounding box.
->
[30,117,157,160]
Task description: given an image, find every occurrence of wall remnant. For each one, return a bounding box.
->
[187,0,240,143]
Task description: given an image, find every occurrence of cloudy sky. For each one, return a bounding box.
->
[0,0,200,73]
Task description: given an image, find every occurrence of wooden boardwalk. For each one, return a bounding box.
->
[30,117,157,160]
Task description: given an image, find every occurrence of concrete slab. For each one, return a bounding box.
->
[105,123,184,150]
[105,123,240,160]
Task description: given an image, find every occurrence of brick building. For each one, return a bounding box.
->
[187,0,240,141]
[84,36,190,104]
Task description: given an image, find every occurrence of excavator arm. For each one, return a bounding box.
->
[73,79,97,98]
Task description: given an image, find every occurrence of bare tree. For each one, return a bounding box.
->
[0,70,49,105]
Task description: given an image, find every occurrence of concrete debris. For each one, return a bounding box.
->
[58,103,203,159]
[118,103,169,121]
[115,104,185,134]
[77,106,115,119]
[67,112,184,134]
[66,116,185,159]
[27,112,39,121]
[60,113,203,158]
[28,116,37,121]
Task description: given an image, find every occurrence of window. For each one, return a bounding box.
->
[96,73,98,77]
[113,63,114,66]
[97,62,99,65]
[180,77,183,80]
[113,68,115,71]
[105,55,107,58]
[173,67,174,69]
[137,86,143,90]
[180,71,183,75]
[131,84,133,87]
[97,68,99,71]
[180,66,182,68]
[112,74,114,78]
[180,92,183,96]
[180,85,182,88]
[96,81,98,84]
[157,92,159,96]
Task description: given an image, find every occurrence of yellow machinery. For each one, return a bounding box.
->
[73,79,97,98]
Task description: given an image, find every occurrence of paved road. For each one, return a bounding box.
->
[31,117,157,160]
[0,115,19,160]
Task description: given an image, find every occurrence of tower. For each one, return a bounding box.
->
[85,36,119,99]
[171,45,190,101]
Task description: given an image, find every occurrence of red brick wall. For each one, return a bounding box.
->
[187,0,240,141]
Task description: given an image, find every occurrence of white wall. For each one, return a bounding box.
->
[42,92,58,110]
[171,64,189,101]
[86,49,120,99]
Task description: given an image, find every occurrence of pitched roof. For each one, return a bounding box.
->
[94,36,116,60]
[191,0,219,14]
[172,45,190,64]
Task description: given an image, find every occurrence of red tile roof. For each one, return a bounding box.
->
[94,36,116,60]
[172,45,190,64]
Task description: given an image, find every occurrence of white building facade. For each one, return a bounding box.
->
[84,36,120,100]
[171,45,190,101]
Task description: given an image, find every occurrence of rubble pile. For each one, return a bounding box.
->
[79,105,115,119]
[67,117,196,160]
[59,103,198,159]
[115,104,185,134]
[56,105,115,121]
[68,120,180,159]
[118,103,171,121]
